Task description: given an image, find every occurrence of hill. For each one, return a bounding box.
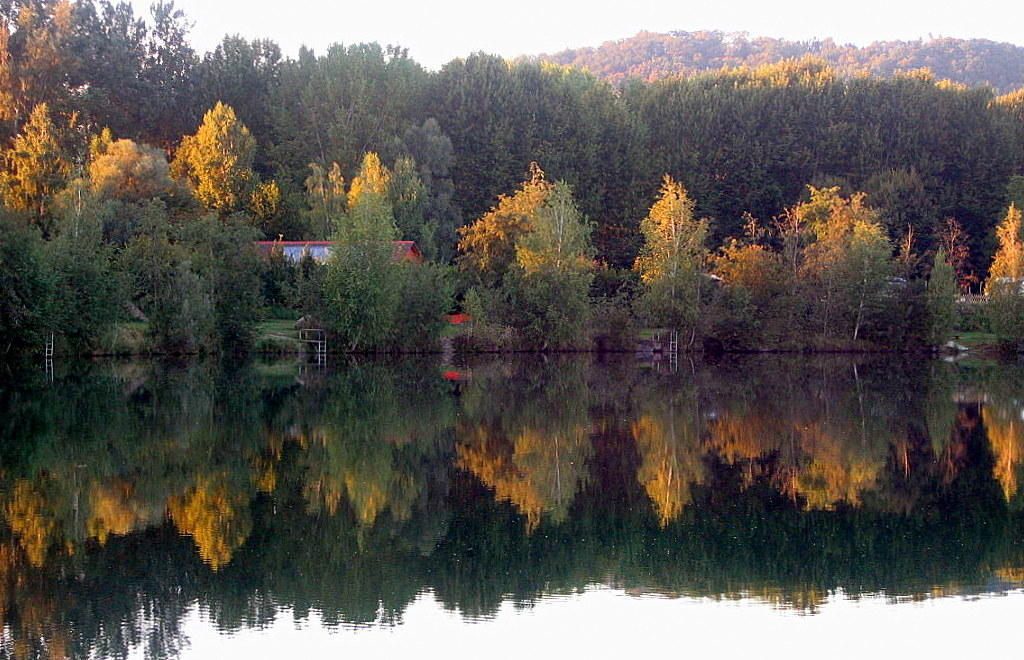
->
[540,31,1024,92]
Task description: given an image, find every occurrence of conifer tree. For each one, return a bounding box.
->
[926,249,958,346]
[1,103,70,229]
[172,102,256,213]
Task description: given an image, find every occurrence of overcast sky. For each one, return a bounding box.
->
[132,0,1024,70]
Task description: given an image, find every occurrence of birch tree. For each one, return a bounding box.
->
[798,187,891,342]
[634,175,709,333]
[510,181,594,349]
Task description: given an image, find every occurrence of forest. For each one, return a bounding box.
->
[3,0,1024,355]
[544,30,1024,92]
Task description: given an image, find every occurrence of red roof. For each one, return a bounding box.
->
[254,240,424,263]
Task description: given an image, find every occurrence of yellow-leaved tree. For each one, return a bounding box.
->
[510,181,595,349]
[304,162,347,239]
[0,103,70,232]
[988,204,1024,285]
[89,137,178,201]
[797,187,891,342]
[458,162,552,284]
[634,175,709,334]
[986,204,1024,346]
[172,102,256,213]
[168,477,252,571]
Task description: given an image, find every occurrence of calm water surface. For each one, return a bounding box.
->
[2,354,1024,658]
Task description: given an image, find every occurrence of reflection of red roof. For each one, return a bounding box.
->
[446,314,471,324]
[443,370,467,381]
[254,240,424,263]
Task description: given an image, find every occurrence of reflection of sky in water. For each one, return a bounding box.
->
[169,588,1024,659]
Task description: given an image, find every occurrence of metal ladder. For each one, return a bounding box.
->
[44,332,54,382]
[662,330,679,374]
[298,328,327,367]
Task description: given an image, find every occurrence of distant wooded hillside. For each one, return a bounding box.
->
[541,31,1024,92]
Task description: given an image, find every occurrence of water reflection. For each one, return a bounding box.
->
[1,355,1024,657]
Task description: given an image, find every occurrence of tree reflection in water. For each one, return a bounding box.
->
[0,355,1023,657]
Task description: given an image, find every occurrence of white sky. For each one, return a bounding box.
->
[132,0,1024,70]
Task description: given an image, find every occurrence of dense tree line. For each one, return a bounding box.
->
[544,30,1024,93]
[2,0,1024,355]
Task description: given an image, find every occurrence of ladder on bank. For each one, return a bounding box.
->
[650,330,679,374]
[44,332,54,381]
[667,330,679,355]
[298,328,327,367]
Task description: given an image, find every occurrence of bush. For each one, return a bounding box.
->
[255,334,300,355]
[391,262,456,351]
[988,284,1024,350]
[504,267,592,350]
[955,303,989,333]
[0,219,54,355]
[590,293,637,352]
[47,236,122,351]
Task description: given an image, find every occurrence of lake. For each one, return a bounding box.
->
[2,353,1023,658]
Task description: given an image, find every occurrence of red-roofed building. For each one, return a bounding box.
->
[254,240,424,264]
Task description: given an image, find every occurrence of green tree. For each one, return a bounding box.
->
[508,182,594,349]
[119,204,214,353]
[634,175,709,333]
[138,1,199,147]
[388,156,428,248]
[304,161,346,239]
[0,216,53,355]
[428,56,649,267]
[398,117,460,261]
[925,249,958,346]
[324,152,400,350]
[195,35,281,147]
[266,42,426,198]
[391,261,455,351]
[180,214,264,349]
[46,180,122,350]
[1008,176,1024,210]
[863,167,937,255]
[172,102,256,213]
